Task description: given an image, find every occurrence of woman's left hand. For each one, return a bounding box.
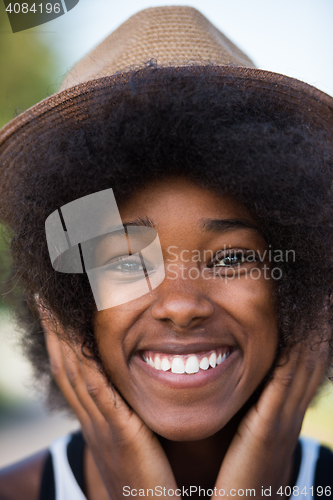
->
[212,340,329,499]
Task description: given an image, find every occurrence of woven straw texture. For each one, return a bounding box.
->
[60,6,255,90]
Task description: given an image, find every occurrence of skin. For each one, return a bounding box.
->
[0,451,47,500]
[0,178,328,500]
[93,177,279,441]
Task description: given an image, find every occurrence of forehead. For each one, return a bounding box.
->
[118,177,255,228]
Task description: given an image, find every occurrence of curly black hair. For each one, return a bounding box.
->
[1,65,333,410]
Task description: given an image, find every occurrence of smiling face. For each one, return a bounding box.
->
[93,177,279,441]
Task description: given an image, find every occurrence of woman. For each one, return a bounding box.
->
[0,6,333,500]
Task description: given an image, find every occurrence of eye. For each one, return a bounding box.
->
[215,251,245,267]
[106,255,144,273]
[209,249,253,268]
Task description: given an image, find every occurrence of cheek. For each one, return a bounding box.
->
[93,308,129,368]
[212,274,279,368]
[94,298,145,342]
[93,296,152,368]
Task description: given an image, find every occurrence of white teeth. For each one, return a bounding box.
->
[143,349,230,374]
[161,358,171,371]
[209,352,217,368]
[185,356,199,374]
[154,355,161,370]
[199,357,209,370]
[171,357,185,374]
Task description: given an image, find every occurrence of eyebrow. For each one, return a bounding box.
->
[121,216,262,235]
[100,216,155,235]
[122,216,156,228]
[199,218,263,235]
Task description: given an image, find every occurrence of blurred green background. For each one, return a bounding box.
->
[0,2,60,128]
[0,0,60,288]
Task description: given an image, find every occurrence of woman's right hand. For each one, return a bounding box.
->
[212,339,329,499]
[43,317,179,500]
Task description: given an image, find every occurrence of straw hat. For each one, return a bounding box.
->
[0,5,332,202]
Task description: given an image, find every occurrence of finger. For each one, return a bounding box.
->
[59,340,109,429]
[256,340,329,431]
[278,339,329,417]
[254,345,300,418]
[281,341,319,407]
[46,320,139,438]
[74,346,136,430]
[294,339,330,412]
[44,323,91,426]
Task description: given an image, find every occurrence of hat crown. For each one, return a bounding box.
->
[60,5,255,90]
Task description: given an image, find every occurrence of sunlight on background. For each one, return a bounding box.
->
[0,0,333,468]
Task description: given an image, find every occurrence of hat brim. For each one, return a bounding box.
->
[1,65,332,203]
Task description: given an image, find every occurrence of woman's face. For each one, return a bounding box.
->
[93,178,279,440]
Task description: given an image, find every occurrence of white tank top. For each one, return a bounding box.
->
[291,437,320,499]
[49,434,320,500]
[50,435,87,500]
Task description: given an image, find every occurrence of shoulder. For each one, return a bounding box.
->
[0,450,48,500]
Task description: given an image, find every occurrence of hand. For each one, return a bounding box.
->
[212,339,330,499]
[43,317,179,500]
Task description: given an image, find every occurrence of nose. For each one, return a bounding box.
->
[151,289,214,328]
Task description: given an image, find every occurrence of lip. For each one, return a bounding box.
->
[133,347,238,389]
[134,341,235,355]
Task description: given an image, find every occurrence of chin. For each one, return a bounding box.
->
[141,410,230,441]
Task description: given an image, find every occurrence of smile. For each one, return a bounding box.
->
[141,347,231,375]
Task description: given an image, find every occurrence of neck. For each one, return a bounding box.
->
[158,407,246,492]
